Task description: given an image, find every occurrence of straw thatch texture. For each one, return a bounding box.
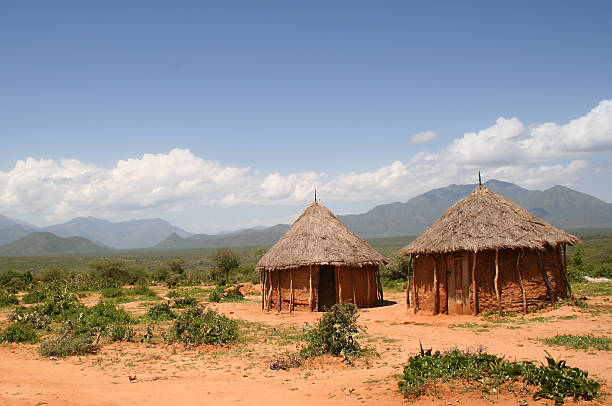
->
[256,203,388,271]
[401,186,579,256]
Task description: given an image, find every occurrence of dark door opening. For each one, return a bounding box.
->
[318,265,336,311]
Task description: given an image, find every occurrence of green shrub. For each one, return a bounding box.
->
[107,324,135,342]
[146,302,177,320]
[101,286,126,298]
[1,323,39,343]
[132,284,157,297]
[173,307,238,346]
[0,289,19,307]
[75,302,133,334]
[542,334,612,351]
[208,289,221,303]
[301,303,364,359]
[0,270,33,293]
[397,348,600,404]
[11,308,50,330]
[173,297,198,308]
[35,290,83,320]
[22,287,49,304]
[223,285,244,301]
[39,333,99,357]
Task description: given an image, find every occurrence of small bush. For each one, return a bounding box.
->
[397,348,600,404]
[146,302,177,320]
[39,333,99,357]
[173,307,238,346]
[101,286,126,298]
[301,303,364,359]
[107,324,135,342]
[11,308,50,330]
[0,289,19,307]
[76,302,133,334]
[22,287,49,304]
[208,289,221,303]
[223,285,244,301]
[132,284,158,297]
[35,290,83,320]
[542,334,612,351]
[1,323,39,343]
[174,296,198,308]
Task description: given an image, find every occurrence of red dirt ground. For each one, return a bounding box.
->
[1,291,610,406]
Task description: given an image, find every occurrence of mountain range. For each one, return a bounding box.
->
[1,179,611,256]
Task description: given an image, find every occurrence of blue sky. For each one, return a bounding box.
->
[1,1,611,233]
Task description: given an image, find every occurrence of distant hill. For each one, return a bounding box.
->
[0,232,108,256]
[39,217,193,249]
[154,180,612,249]
[0,224,33,246]
[153,224,290,249]
[339,180,612,237]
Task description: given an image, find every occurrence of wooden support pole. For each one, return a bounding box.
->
[367,266,372,307]
[277,270,282,312]
[267,270,273,311]
[472,250,478,315]
[289,269,294,313]
[516,250,527,315]
[433,257,439,315]
[413,256,419,314]
[377,268,384,302]
[560,244,573,297]
[308,265,313,311]
[494,250,502,316]
[537,250,555,305]
[406,256,413,308]
[260,270,264,311]
[334,267,340,304]
[351,268,357,306]
[337,268,343,303]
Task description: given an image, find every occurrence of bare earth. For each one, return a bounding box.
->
[1,290,610,406]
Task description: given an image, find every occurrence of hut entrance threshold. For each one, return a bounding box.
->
[318,265,336,311]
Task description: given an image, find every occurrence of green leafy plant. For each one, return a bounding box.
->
[301,303,365,360]
[542,334,611,351]
[39,332,99,357]
[0,322,39,343]
[207,289,222,303]
[0,288,19,307]
[173,296,198,307]
[145,302,177,320]
[173,307,238,346]
[397,347,600,404]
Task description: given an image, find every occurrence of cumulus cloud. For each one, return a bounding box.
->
[409,130,438,144]
[1,99,610,221]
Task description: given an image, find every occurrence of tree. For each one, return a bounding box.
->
[213,248,241,284]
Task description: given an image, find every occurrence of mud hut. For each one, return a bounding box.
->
[400,184,578,315]
[256,202,388,312]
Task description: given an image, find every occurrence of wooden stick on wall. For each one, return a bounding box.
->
[413,256,418,314]
[277,270,282,312]
[338,268,343,303]
[559,244,573,297]
[494,250,502,316]
[537,250,555,305]
[367,266,372,307]
[351,268,357,306]
[516,249,527,315]
[472,250,478,315]
[260,270,264,311]
[406,256,413,308]
[308,265,313,311]
[267,270,273,311]
[334,267,339,304]
[433,257,439,315]
[289,269,294,313]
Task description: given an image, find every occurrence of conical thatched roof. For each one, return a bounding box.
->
[401,186,579,256]
[256,203,388,271]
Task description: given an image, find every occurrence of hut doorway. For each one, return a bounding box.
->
[446,254,471,314]
[318,265,336,311]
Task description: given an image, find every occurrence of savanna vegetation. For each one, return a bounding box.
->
[0,233,610,404]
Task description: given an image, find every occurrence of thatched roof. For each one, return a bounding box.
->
[256,202,388,271]
[401,186,579,256]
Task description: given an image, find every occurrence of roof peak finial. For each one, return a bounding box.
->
[478,171,482,189]
[314,188,317,202]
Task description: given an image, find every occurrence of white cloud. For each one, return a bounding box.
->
[409,130,438,144]
[1,99,610,223]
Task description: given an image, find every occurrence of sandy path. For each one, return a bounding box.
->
[1,292,610,406]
